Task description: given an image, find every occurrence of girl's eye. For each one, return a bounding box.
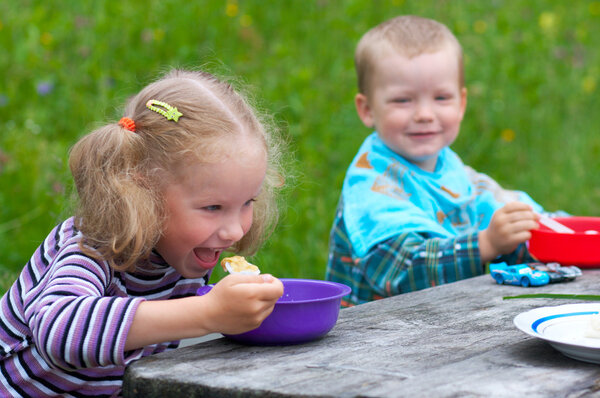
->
[436,94,452,101]
[204,205,221,211]
[244,199,256,207]
[392,98,411,103]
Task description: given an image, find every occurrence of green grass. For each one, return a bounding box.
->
[2,1,600,292]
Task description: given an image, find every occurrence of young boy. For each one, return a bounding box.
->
[326,15,547,307]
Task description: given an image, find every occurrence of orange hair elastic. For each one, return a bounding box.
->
[118,117,136,132]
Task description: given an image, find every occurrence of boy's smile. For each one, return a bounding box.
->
[355,47,467,172]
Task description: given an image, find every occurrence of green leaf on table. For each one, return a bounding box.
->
[503,294,600,301]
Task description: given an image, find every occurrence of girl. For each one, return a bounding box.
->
[0,69,285,397]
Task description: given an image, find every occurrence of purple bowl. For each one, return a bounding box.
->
[197,278,350,345]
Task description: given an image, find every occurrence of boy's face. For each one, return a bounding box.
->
[355,47,467,172]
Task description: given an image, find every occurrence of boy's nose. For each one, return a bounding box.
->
[413,101,434,122]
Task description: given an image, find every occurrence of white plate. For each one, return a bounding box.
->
[514,303,600,364]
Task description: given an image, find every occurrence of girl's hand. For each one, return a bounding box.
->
[202,273,284,335]
[124,273,283,351]
[478,202,539,263]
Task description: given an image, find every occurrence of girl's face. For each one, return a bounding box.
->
[355,47,467,172]
[155,139,267,278]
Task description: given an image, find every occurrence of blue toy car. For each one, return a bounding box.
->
[489,262,550,287]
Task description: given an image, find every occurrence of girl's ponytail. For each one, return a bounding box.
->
[69,123,163,271]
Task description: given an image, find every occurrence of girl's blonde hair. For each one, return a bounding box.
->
[355,15,464,96]
[69,69,285,272]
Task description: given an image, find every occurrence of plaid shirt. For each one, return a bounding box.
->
[326,202,531,307]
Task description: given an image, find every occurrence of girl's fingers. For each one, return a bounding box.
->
[223,273,279,285]
[224,274,283,300]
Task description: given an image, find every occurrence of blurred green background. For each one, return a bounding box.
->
[1,1,600,293]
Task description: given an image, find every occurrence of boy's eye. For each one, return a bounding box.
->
[204,205,221,211]
[435,94,452,101]
[244,198,256,207]
[392,98,411,103]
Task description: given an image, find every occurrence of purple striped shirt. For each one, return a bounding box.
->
[0,217,207,397]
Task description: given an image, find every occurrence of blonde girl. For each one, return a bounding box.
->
[0,69,285,397]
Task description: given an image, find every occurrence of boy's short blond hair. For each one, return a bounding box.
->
[355,15,464,96]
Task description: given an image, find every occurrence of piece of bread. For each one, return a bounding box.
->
[220,256,260,275]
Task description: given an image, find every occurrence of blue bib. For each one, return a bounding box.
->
[342,133,543,257]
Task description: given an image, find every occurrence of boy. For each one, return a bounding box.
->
[326,15,546,306]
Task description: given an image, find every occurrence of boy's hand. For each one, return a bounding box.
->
[202,273,284,335]
[478,202,539,263]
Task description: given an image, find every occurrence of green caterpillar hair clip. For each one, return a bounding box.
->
[146,99,183,122]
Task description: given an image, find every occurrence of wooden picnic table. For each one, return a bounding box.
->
[123,270,600,398]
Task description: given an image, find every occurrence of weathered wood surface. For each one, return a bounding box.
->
[123,271,600,398]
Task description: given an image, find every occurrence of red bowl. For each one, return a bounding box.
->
[529,217,600,267]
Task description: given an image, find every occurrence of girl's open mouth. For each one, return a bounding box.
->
[193,248,222,268]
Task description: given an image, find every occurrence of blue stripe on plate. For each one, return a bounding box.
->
[532,311,598,332]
